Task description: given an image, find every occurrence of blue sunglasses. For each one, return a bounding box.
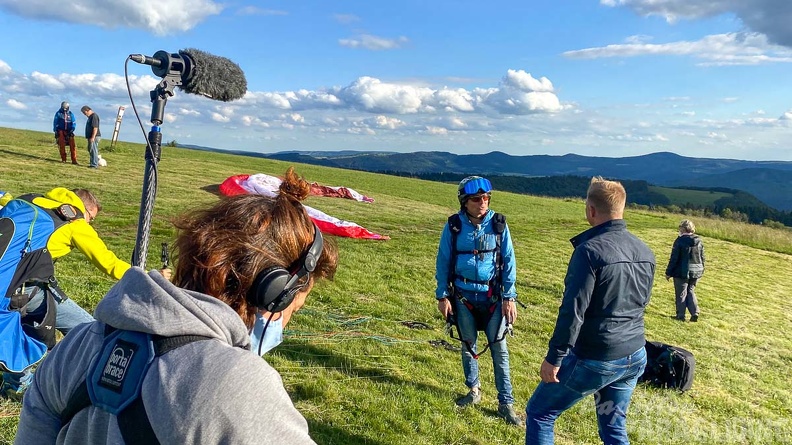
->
[462,177,493,195]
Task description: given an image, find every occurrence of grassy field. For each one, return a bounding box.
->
[1,127,791,444]
[649,185,732,207]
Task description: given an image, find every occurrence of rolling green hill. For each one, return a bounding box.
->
[648,186,732,207]
[1,127,791,444]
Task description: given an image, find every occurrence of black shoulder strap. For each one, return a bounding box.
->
[16,193,83,226]
[446,214,462,290]
[61,333,213,444]
[492,213,505,296]
[492,213,506,234]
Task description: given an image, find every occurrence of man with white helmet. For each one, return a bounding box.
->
[53,101,78,164]
[435,176,522,426]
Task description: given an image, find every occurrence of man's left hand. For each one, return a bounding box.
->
[540,359,560,383]
[502,299,516,324]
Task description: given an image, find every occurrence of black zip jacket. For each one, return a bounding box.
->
[546,219,656,366]
[665,234,705,279]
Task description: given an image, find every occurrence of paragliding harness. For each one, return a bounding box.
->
[444,212,513,360]
[0,194,76,374]
[61,325,213,444]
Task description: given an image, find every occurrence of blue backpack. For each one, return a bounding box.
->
[0,195,76,373]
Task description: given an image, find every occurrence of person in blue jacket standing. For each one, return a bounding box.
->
[53,101,78,164]
[435,176,522,426]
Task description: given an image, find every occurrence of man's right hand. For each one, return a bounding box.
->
[540,359,561,383]
[437,297,453,319]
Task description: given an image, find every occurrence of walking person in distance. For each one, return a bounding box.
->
[665,219,705,322]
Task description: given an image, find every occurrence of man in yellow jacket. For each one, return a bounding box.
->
[2,187,131,399]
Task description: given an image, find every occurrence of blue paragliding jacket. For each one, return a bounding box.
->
[53,109,77,133]
[435,210,517,300]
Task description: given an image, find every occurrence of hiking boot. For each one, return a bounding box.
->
[690,314,699,322]
[455,388,481,407]
[497,403,524,426]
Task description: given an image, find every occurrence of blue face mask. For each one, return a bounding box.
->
[250,312,283,356]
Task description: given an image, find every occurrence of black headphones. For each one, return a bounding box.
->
[247,222,324,313]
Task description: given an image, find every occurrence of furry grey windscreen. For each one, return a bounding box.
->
[178,48,248,102]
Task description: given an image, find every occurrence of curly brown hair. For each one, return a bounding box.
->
[171,167,338,328]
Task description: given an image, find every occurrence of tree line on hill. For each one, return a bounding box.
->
[386,172,792,228]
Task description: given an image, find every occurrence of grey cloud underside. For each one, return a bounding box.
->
[0,0,223,35]
[607,0,792,47]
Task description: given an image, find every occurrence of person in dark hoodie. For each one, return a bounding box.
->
[665,219,705,322]
[15,167,338,444]
[525,176,655,445]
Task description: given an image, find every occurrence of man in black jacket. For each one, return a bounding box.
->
[665,219,705,322]
[525,176,655,445]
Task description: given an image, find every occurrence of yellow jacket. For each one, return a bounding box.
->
[30,188,131,280]
[0,191,11,207]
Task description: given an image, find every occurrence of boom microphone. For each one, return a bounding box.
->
[130,48,247,102]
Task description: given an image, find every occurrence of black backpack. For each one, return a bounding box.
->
[640,341,695,392]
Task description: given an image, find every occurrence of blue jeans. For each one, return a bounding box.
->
[26,286,95,335]
[455,295,514,405]
[88,137,101,168]
[2,286,94,396]
[526,347,647,445]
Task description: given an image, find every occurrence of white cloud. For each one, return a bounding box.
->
[0,59,11,75]
[564,32,792,66]
[475,69,563,114]
[335,77,431,113]
[178,108,201,116]
[282,113,305,124]
[211,112,230,123]
[339,34,409,50]
[371,115,405,129]
[424,126,448,135]
[0,0,223,35]
[6,99,25,110]
[236,6,287,16]
[333,13,360,24]
[706,131,729,140]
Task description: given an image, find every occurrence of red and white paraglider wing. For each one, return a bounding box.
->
[304,205,389,240]
[219,174,389,240]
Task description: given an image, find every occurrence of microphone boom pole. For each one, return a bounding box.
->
[129,49,246,268]
[131,51,187,268]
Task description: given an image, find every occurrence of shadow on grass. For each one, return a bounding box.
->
[0,148,63,165]
[276,343,446,400]
[200,184,222,196]
[308,420,388,445]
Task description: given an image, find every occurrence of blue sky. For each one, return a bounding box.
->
[1,0,792,161]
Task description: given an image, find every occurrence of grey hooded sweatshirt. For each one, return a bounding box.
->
[15,268,316,445]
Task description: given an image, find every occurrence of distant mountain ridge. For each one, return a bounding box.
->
[263,150,792,210]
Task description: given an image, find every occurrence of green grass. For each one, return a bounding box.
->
[1,127,792,444]
[649,185,732,207]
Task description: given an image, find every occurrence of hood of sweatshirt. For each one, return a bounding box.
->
[94,267,251,350]
[678,233,701,248]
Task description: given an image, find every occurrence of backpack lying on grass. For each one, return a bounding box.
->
[639,341,695,392]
